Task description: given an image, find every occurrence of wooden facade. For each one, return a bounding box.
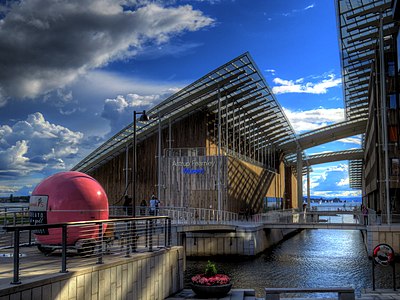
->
[88,110,297,213]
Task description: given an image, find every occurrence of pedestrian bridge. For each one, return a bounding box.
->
[158,207,369,231]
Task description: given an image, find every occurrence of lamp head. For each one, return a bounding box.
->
[139,110,150,122]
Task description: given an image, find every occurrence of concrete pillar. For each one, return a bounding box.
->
[297,149,303,210]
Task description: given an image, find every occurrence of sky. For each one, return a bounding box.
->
[0,0,362,199]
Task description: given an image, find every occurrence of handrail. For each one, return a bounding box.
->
[2,216,171,285]
[265,287,355,300]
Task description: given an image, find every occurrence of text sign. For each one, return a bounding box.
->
[173,159,215,175]
[29,195,49,235]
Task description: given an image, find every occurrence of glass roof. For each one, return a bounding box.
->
[336,0,394,119]
[336,0,395,190]
[73,52,298,173]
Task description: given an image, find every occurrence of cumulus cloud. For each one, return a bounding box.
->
[0,0,214,103]
[0,112,83,179]
[101,88,179,133]
[272,74,341,94]
[307,163,362,197]
[283,107,345,133]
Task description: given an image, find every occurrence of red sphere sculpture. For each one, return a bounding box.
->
[29,171,109,248]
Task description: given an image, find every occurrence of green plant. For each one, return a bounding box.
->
[204,260,217,277]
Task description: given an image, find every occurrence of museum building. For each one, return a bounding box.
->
[72,53,300,214]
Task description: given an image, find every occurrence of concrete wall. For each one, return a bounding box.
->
[183,227,298,256]
[0,246,184,300]
[365,225,400,256]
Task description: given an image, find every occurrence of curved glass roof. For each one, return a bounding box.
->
[336,0,394,119]
[73,52,298,173]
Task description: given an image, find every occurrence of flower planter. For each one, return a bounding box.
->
[191,283,233,298]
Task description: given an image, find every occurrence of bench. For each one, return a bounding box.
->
[265,287,355,300]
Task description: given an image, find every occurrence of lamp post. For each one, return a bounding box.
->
[132,110,149,217]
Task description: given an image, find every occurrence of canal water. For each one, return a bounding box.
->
[185,229,400,298]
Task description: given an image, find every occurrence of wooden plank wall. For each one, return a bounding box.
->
[227,156,276,213]
[88,109,296,213]
[160,156,227,209]
[90,111,208,205]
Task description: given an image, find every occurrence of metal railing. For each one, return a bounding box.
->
[309,203,360,211]
[0,206,30,226]
[253,210,360,225]
[109,206,239,225]
[255,210,400,226]
[1,216,171,284]
[160,207,239,224]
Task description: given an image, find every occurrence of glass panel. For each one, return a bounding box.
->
[389,94,397,109]
[388,61,396,77]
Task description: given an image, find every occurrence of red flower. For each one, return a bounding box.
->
[191,273,231,286]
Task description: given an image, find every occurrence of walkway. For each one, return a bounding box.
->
[163,207,369,230]
[166,289,400,300]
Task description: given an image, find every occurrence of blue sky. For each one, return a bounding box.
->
[0,0,361,199]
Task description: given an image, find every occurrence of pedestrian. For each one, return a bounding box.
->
[123,195,132,216]
[149,195,160,216]
[362,205,368,225]
[139,199,147,216]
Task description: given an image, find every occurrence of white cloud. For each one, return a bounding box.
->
[0,0,214,103]
[101,88,179,134]
[337,177,349,187]
[306,163,362,198]
[338,136,362,145]
[0,140,30,171]
[281,3,316,17]
[304,4,315,10]
[283,107,345,133]
[265,69,276,76]
[311,190,362,198]
[272,74,341,95]
[0,112,83,179]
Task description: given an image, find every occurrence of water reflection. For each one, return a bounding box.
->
[185,229,399,298]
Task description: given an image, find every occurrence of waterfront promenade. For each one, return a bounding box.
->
[1,207,399,299]
[166,289,400,300]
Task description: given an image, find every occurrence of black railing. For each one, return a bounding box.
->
[1,216,171,284]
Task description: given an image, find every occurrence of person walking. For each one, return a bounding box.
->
[362,205,369,225]
[149,195,160,216]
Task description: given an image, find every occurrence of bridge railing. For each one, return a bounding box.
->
[158,207,239,224]
[0,216,171,285]
[309,204,360,211]
[254,210,367,226]
[0,205,30,226]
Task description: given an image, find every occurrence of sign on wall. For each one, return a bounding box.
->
[172,160,216,175]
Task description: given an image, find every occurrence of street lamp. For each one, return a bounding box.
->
[132,110,149,216]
